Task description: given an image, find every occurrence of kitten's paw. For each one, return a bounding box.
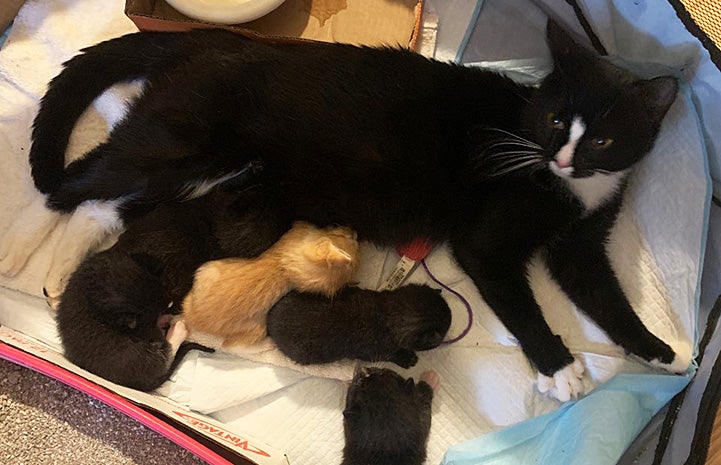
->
[420,370,440,392]
[391,349,418,368]
[537,359,585,402]
[649,339,693,374]
[0,196,60,276]
[167,320,189,347]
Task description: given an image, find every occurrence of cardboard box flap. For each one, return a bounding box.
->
[126,0,423,48]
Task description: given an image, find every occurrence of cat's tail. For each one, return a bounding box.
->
[29,29,246,195]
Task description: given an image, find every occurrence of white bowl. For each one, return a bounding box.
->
[165,0,286,25]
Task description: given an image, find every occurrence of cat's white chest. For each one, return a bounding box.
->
[564,171,626,212]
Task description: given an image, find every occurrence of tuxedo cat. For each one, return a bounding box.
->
[56,188,291,390]
[342,367,438,465]
[267,284,451,368]
[182,222,359,348]
[5,20,688,400]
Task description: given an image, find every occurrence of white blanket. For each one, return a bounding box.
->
[0,1,706,464]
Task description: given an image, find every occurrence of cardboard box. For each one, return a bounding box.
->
[125,0,424,49]
[0,325,286,465]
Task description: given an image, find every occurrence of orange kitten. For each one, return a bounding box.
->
[182,221,359,348]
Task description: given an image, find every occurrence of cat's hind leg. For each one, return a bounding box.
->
[43,199,126,307]
[0,194,62,277]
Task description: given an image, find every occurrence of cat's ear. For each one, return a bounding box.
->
[317,239,353,267]
[546,18,599,74]
[632,76,678,124]
[129,253,164,276]
[546,19,587,63]
[342,408,359,420]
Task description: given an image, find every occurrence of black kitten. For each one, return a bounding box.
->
[266,284,451,368]
[56,188,290,391]
[342,367,436,465]
[19,20,685,399]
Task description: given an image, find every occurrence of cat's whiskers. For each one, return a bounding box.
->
[488,155,543,170]
[482,140,541,152]
[479,128,542,148]
[486,158,544,178]
[484,150,541,161]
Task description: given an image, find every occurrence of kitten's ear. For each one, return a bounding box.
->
[633,76,678,124]
[342,408,359,420]
[403,378,416,394]
[318,239,353,267]
[129,253,164,276]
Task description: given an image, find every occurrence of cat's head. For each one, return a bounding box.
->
[281,221,360,296]
[342,367,433,456]
[522,20,677,183]
[99,252,173,341]
[384,284,451,351]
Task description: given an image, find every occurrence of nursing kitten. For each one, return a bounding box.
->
[342,368,438,465]
[57,188,291,390]
[182,222,359,348]
[13,20,687,399]
[266,284,451,368]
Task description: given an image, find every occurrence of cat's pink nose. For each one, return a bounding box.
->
[555,158,571,168]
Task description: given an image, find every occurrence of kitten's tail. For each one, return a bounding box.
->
[29,29,245,195]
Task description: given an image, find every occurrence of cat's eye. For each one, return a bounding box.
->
[592,138,614,150]
[546,113,565,130]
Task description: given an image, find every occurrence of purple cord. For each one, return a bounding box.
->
[420,259,474,345]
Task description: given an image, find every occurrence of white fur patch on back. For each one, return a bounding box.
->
[179,170,251,200]
[566,171,626,212]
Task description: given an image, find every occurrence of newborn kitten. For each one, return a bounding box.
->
[342,367,439,465]
[182,221,359,348]
[267,284,451,368]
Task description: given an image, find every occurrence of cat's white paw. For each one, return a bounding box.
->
[537,359,586,402]
[43,256,78,303]
[649,339,694,374]
[43,200,125,300]
[0,196,60,276]
[45,294,61,311]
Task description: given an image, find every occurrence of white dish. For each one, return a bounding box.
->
[164,0,286,25]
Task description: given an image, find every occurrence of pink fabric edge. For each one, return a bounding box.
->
[0,341,234,465]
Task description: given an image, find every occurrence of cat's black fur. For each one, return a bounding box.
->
[32,21,682,382]
[56,188,291,390]
[342,367,434,465]
[267,284,451,368]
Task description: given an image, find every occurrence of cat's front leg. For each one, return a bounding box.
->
[453,245,585,401]
[545,231,692,374]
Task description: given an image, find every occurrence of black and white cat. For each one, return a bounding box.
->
[0,20,689,400]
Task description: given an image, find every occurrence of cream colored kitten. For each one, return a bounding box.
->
[182,221,359,348]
